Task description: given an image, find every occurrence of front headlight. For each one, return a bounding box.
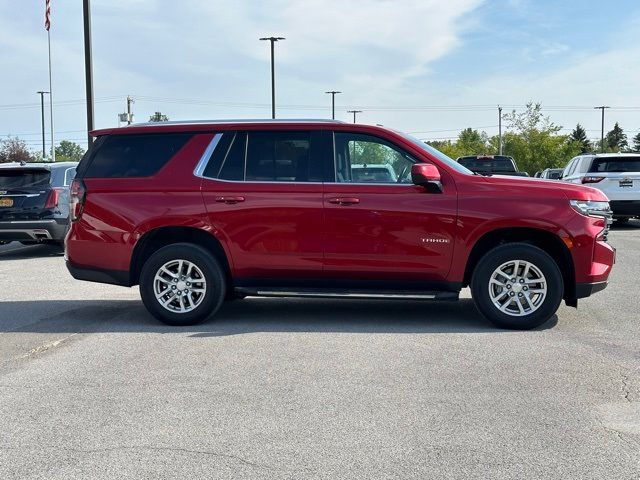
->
[569,199,611,218]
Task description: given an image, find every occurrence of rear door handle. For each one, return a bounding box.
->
[328,197,360,205]
[214,196,245,204]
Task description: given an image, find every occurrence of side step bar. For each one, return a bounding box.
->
[234,287,459,301]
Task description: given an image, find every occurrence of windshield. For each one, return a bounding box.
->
[0,169,51,189]
[393,130,474,174]
[589,157,640,173]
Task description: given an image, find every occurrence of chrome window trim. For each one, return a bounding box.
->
[193,133,223,178]
[63,167,77,186]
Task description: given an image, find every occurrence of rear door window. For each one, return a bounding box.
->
[589,157,640,173]
[84,133,192,178]
[0,170,50,189]
[245,131,312,182]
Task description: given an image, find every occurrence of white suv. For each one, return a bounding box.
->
[561,153,640,223]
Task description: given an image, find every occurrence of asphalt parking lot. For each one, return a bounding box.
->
[0,224,639,480]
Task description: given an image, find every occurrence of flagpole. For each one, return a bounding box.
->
[47,28,55,162]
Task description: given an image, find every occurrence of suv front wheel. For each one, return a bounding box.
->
[139,243,226,326]
[471,243,563,330]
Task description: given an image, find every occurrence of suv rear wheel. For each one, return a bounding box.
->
[139,243,226,326]
[471,243,563,329]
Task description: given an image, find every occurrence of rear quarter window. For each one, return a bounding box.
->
[83,133,192,178]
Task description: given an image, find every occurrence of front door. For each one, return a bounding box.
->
[323,131,457,286]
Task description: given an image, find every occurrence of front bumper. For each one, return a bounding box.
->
[610,200,640,218]
[0,219,68,242]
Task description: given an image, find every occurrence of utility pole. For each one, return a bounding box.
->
[348,110,362,123]
[498,105,503,155]
[83,0,94,146]
[325,91,341,119]
[594,106,610,153]
[126,95,134,125]
[36,91,49,158]
[259,36,285,119]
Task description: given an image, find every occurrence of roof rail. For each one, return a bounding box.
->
[126,118,346,127]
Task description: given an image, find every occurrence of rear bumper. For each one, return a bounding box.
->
[574,281,608,299]
[610,200,640,217]
[0,218,68,242]
[66,260,131,287]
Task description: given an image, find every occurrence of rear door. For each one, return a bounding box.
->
[0,168,51,220]
[322,131,457,285]
[200,129,326,282]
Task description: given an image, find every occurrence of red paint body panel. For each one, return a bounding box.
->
[201,180,324,278]
[67,121,615,297]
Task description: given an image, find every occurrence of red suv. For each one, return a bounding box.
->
[66,120,615,329]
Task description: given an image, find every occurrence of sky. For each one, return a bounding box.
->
[1,0,640,152]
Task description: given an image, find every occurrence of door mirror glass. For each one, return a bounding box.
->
[411,163,442,192]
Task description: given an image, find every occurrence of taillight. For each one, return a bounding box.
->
[70,178,86,221]
[44,187,63,209]
[581,176,604,184]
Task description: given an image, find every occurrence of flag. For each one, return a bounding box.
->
[45,0,51,31]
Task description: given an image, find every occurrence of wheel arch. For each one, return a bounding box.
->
[129,226,233,287]
[463,227,575,300]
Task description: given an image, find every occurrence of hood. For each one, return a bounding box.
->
[479,175,609,202]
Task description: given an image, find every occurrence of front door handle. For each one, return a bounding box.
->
[328,197,360,205]
[214,196,245,204]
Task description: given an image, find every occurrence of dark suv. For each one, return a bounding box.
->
[66,120,614,329]
[0,161,77,246]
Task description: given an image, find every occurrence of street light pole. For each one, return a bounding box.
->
[259,36,285,119]
[325,91,341,119]
[126,95,134,125]
[594,106,610,153]
[347,110,362,123]
[36,91,49,158]
[83,0,94,146]
[498,105,503,155]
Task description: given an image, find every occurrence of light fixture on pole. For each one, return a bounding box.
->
[259,36,285,119]
[36,91,49,158]
[325,91,341,119]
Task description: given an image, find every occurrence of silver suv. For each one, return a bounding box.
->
[561,153,640,223]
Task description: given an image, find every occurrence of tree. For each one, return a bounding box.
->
[55,140,85,162]
[0,137,35,163]
[606,122,628,151]
[456,128,493,156]
[500,102,580,174]
[149,112,169,122]
[425,140,461,159]
[569,124,591,153]
[633,132,640,152]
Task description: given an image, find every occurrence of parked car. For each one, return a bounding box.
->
[456,155,529,177]
[539,168,564,180]
[0,161,77,246]
[350,163,398,183]
[66,120,614,330]
[561,153,640,223]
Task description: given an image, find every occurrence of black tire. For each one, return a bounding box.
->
[139,243,226,326]
[615,217,630,224]
[471,243,563,330]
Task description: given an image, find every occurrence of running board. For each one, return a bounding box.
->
[234,287,459,301]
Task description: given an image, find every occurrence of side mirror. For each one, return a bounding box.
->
[411,163,442,192]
